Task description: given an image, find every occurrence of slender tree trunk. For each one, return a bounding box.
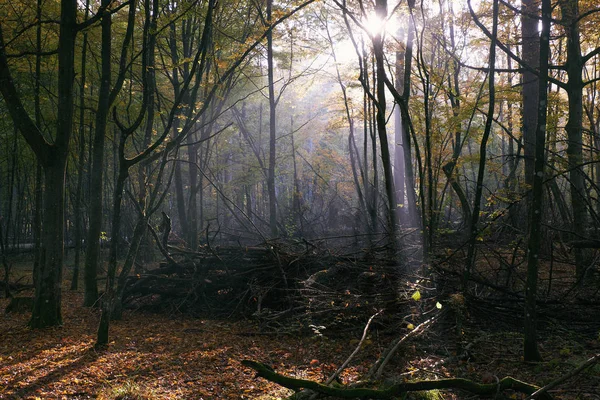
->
[168,16,191,244]
[420,58,433,256]
[97,169,127,345]
[442,2,471,228]
[32,0,44,283]
[173,157,189,240]
[326,21,368,229]
[72,1,90,291]
[187,131,199,249]
[373,0,398,246]
[504,47,521,227]
[370,55,379,230]
[363,68,373,231]
[33,163,43,287]
[559,0,588,279]
[97,0,160,345]
[84,0,113,306]
[400,1,419,228]
[112,212,148,320]
[521,0,540,190]
[465,0,498,290]
[394,32,406,226]
[290,116,304,235]
[267,0,277,238]
[524,0,550,362]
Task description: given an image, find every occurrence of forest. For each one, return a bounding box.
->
[0,0,600,398]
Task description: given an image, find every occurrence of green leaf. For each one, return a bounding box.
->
[411,290,421,301]
[436,301,442,309]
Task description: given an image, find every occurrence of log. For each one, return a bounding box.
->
[241,360,553,400]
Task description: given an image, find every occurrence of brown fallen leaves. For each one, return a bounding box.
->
[0,292,368,399]
[2,291,599,399]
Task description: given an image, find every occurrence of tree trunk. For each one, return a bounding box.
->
[32,0,44,285]
[84,0,116,305]
[373,0,399,247]
[400,1,419,228]
[29,0,77,328]
[267,0,278,238]
[31,161,67,328]
[394,35,406,226]
[187,131,199,249]
[465,0,498,290]
[97,169,127,346]
[521,0,540,190]
[524,0,550,362]
[112,213,148,320]
[442,2,471,228]
[559,0,588,279]
[71,25,88,291]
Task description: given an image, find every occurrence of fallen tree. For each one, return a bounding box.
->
[241,359,554,400]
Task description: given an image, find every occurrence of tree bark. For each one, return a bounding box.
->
[394,30,406,226]
[71,12,89,291]
[267,0,278,238]
[0,0,77,328]
[372,0,398,245]
[242,360,553,400]
[442,2,471,227]
[465,0,498,289]
[521,0,540,190]
[559,0,588,279]
[84,0,112,306]
[524,0,550,362]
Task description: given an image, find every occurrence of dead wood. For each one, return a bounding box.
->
[241,360,553,399]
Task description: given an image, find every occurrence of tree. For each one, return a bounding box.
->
[558,0,589,279]
[523,0,551,363]
[521,0,540,191]
[465,0,498,289]
[83,0,137,307]
[395,0,419,229]
[0,0,78,327]
[266,0,278,238]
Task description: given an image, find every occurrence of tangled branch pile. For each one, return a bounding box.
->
[122,240,399,324]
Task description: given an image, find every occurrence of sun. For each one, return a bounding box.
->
[330,12,402,63]
[362,12,399,38]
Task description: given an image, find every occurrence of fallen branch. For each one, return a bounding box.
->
[302,310,383,400]
[241,360,553,399]
[327,310,382,385]
[526,353,600,399]
[368,310,444,379]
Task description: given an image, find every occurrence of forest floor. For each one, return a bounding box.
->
[1,260,600,399]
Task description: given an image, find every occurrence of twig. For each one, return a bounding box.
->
[526,353,600,399]
[326,310,382,385]
[368,310,444,380]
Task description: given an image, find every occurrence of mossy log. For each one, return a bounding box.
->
[241,360,553,400]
